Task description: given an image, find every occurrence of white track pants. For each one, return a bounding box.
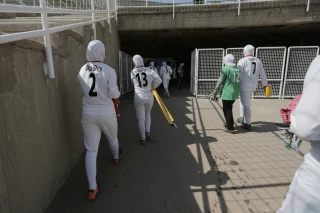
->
[81,114,119,190]
[277,153,320,213]
[134,97,154,140]
[163,79,170,96]
[239,90,253,124]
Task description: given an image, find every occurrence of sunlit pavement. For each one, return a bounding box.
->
[46,87,308,213]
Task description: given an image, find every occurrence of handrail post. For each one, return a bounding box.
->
[40,0,55,78]
[173,0,175,19]
[91,0,96,39]
[107,0,111,33]
[306,0,310,12]
[146,0,148,7]
[115,0,118,26]
[238,0,241,16]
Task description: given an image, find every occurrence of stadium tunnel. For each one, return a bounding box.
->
[120,23,320,84]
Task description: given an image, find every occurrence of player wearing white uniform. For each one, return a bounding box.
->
[236,45,268,130]
[177,63,184,89]
[78,40,122,200]
[149,61,158,75]
[160,62,173,97]
[131,55,162,145]
[277,56,320,213]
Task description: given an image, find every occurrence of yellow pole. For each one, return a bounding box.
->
[152,89,177,128]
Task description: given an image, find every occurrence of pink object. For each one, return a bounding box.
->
[280,94,302,124]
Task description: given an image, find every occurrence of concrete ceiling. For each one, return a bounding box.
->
[120,24,320,68]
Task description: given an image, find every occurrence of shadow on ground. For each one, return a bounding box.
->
[45,85,231,213]
[46,84,298,213]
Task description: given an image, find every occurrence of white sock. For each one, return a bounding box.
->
[244,106,251,124]
[85,150,98,190]
[240,101,244,118]
[109,138,119,159]
[145,113,151,133]
[138,118,146,140]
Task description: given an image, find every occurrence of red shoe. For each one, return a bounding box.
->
[88,185,99,200]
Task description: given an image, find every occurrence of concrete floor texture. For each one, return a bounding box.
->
[45,87,309,213]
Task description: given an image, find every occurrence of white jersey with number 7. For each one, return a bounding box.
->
[237,56,268,91]
[131,67,162,99]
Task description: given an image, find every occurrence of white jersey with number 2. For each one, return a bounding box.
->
[131,67,162,100]
[78,62,120,115]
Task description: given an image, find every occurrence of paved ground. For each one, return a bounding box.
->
[45,87,309,213]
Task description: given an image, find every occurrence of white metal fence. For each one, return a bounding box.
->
[0,0,117,79]
[196,48,225,97]
[119,51,134,95]
[282,46,319,98]
[226,48,244,64]
[255,47,287,98]
[1,0,116,10]
[118,0,315,17]
[190,49,197,96]
[191,46,319,99]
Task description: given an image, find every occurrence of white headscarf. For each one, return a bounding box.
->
[224,54,235,66]
[133,55,144,68]
[150,62,155,67]
[243,45,255,57]
[179,63,184,68]
[86,40,105,62]
[162,62,167,66]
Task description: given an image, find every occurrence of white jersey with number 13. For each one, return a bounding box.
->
[131,67,162,99]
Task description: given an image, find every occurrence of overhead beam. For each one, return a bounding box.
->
[118,5,320,32]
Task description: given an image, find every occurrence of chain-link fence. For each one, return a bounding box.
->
[255,47,287,98]
[282,46,319,98]
[196,48,225,97]
[191,46,319,99]
[119,51,134,95]
[226,48,244,64]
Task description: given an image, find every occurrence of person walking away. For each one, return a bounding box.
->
[148,61,158,75]
[236,44,268,131]
[177,63,184,89]
[208,54,241,133]
[160,62,173,97]
[131,55,162,145]
[78,40,122,200]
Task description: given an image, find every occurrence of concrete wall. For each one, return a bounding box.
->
[118,4,320,31]
[0,19,120,213]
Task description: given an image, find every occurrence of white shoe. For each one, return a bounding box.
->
[222,127,234,134]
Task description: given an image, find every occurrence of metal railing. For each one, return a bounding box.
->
[0,0,117,78]
[1,0,116,10]
[117,0,315,17]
